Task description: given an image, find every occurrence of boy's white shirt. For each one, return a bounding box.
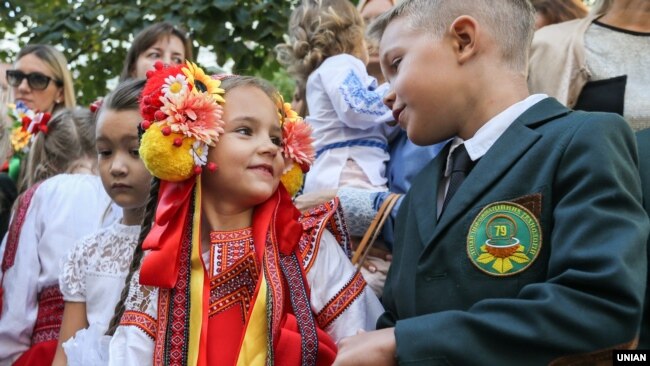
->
[106,229,384,366]
[304,53,396,193]
[436,94,549,218]
[0,174,118,365]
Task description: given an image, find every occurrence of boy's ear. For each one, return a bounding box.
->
[448,15,478,64]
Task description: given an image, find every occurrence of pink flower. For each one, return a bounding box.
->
[160,93,225,145]
[282,119,315,172]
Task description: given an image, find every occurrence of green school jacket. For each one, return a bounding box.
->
[635,128,650,351]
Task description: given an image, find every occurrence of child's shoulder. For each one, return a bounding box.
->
[37,173,104,199]
[316,53,366,74]
[298,198,353,260]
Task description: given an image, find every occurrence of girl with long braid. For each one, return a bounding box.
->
[53,79,152,365]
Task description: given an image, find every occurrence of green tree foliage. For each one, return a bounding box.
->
[1,0,299,104]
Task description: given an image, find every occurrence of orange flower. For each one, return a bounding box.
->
[282,118,315,172]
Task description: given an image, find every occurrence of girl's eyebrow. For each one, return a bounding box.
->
[230,115,282,134]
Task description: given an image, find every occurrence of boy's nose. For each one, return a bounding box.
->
[383,88,396,110]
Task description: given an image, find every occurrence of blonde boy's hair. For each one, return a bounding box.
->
[368,0,535,72]
[275,0,366,85]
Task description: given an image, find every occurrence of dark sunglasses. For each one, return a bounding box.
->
[6,70,63,90]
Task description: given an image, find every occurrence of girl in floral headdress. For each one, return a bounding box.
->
[83,62,383,365]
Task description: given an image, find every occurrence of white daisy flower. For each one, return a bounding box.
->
[162,74,189,99]
[190,140,208,166]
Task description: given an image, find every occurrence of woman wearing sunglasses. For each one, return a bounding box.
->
[6,44,75,114]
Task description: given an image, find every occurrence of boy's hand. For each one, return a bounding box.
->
[294,189,338,212]
[333,327,397,366]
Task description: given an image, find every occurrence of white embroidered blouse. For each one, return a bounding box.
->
[60,222,141,332]
[304,53,396,193]
[0,174,118,364]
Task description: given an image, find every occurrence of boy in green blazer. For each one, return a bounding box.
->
[333,0,649,365]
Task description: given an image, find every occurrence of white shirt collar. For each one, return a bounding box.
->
[444,94,547,177]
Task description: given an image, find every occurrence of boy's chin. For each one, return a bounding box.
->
[407,130,452,147]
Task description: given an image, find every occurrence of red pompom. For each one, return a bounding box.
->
[193,166,203,175]
[161,126,172,136]
[207,162,217,172]
[143,96,152,105]
[154,61,164,70]
[141,120,151,130]
[22,116,31,125]
[154,110,167,121]
[173,137,183,147]
[146,70,155,79]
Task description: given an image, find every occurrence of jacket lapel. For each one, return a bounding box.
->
[413,142,451,247]
[424,98,571,247]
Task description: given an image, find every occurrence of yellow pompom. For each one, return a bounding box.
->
[281,162,304,197]
[139,122,196,181]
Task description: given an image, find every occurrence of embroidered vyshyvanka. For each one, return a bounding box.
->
[106,182,383,366]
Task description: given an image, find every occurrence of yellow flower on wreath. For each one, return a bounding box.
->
[182,61,225,103]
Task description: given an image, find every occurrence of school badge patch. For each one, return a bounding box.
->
[467,201,541,276]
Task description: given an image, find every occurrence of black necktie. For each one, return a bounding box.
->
[442,144,474,212]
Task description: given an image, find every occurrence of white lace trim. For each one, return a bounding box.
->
[60,222,141,301]
[124,265,159,317]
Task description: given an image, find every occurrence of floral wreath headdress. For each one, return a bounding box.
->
[137,61,315,196]
[5,102,51,181]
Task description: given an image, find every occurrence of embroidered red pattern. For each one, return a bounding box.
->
[1,183,41,273]
[316,271,366,329]
[209,227,253,276]
[264,231,285,344]
[153,288,170,366]
[164,206,194,366]
[208,252,259,320]
[280,253,319,366]
[31,285,64,344]
[121,310,157,339]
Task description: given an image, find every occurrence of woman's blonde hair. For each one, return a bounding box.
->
[16,45,76,112]
[275,0,366,85]
[18,108,95,193]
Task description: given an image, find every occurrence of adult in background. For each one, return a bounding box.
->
[530,0,587,29]
[6,45,75,115]
[528,0,650,130]
[119,21,193,81]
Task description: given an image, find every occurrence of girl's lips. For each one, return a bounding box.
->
[249,164,273,176]
[112,183,132,189]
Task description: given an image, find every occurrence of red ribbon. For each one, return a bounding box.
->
[139,180,301,289]
[139,179,196,288]
[23,112,51,135]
